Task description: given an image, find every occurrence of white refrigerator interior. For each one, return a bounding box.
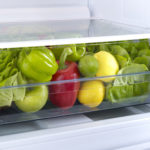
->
[0,0,150,150]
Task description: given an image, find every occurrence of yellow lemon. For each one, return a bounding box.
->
[78,80,105,108]
[94,51,119,82]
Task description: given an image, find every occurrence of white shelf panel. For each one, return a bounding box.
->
[1,19,150,48]
[1,112,150,150]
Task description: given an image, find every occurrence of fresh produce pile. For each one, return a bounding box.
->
[0,47,58,112]
[0,39,150,113]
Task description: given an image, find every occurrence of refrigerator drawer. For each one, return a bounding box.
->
[0,40,150,125]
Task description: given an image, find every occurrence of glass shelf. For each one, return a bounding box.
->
[0,19,150,48]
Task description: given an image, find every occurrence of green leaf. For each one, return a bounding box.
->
[119,41,131,52]
[0,58,18,82]
[114,64,148,86]
[106,84,133,103]
[115,55,129,68]
[0,51,12,72]
[135,39,149,50]
[0,72,26,106]
[134,82,150,96]
[0,89,13,106]
[134,56,150,69]
[118,64,148,74]
[99,43,110,52]
[107,63,150,103]
[86,44,98,53]
[110,45,132,67]
[138,49,150,56]
[0,73,17,106]
[111,45,130,57]
[130,46,138,59]
[12,72,26,101]
[106,82,150,103]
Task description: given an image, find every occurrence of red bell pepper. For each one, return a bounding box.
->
[49,48,80,109]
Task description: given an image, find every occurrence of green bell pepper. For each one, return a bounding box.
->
[51,44,86,61]
[18,47,58,82]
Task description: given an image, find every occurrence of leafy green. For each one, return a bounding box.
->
[12,72,26,101]
[134,56,150,69]
[114,64,148,86]
[86,44,98,53]
[118,41,131,52]
[99,43,110,52]
[111,45,129,56]
[134,82,150,96]
[0,74,17,106]
[110,45,132,68]
[134,39,149,50]
[0,72,26,106]
[118,41,138,59]
[117,64,148,75]
[130,46,138,59]
[118,40,149,59]
[106,84,133,103]
[107,64,150,103]
[0,49,26,106]
[107,82,150,103]
[115,55,128,68]
[138,49,150,57]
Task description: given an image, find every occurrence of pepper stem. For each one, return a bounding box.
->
[59,47,73,70]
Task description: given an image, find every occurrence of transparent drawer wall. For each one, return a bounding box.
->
[0,39,150,125]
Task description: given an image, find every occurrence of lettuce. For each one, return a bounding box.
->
[107,64,150,103]
[107,82,150,103]
[99,43,110,52]
[0,72,26,106]
[134,56,150,69]
[0,74,17,106]
[110,45,132,68]
[130,46,138,59]
[134,39,149,50]
[115,55,128,68]
[138,49,150,56]
[12,72,26,101]
[119,41,131,51]
[86,44,98,53]
[0,49,26,106]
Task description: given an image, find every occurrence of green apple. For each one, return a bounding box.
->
[15,85,48,113]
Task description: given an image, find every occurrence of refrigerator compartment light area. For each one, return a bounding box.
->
[0,19,150,48]
[0,40,150,125]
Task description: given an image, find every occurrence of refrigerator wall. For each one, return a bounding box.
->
[0,0,150,28]
[91,0,150,28]
[0,0,90,22]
